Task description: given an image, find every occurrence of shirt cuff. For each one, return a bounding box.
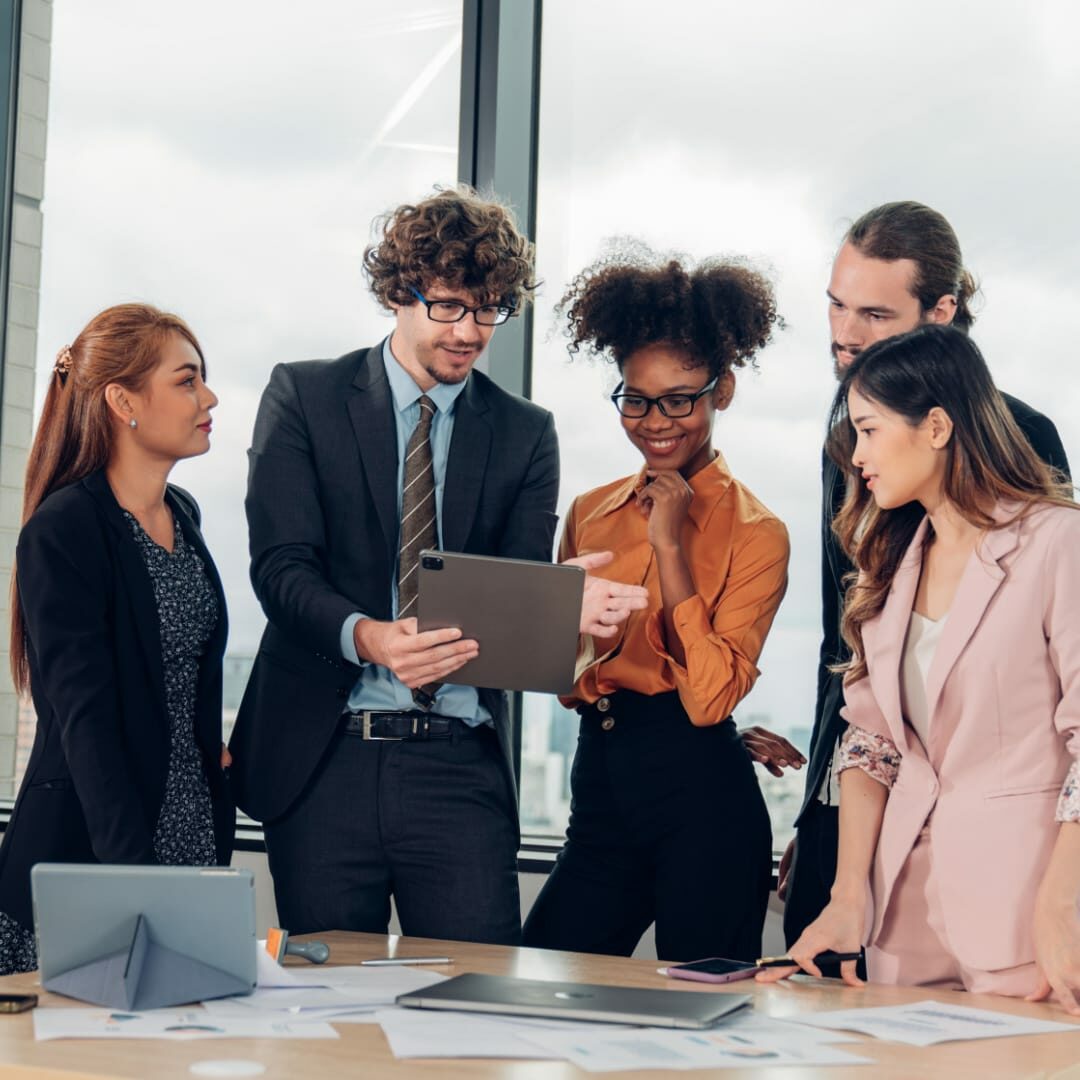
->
[340,612,365,666]
[837,725,901,789]
[643,594,712,672]
[1056,761,1080,823]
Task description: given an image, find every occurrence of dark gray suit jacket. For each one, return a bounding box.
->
[229,343,559,824]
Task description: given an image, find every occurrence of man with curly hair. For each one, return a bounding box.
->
[229,187,644,943]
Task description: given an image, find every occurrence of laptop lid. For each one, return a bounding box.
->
[418,551,584,694]
[32,864,257,1009]
[396,973,751,1029]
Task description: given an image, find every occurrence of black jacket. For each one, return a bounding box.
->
[0,470,234,930]
[228,344,559,824]
[796,392,1072,825]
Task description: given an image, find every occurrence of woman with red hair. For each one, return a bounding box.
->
[0,303,234,974]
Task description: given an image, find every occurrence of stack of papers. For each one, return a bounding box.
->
[370,996,1080,1070]
[371,1008,872,1070]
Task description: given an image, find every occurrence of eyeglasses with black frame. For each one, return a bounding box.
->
[610,376,719,418]
[409,286,515,326]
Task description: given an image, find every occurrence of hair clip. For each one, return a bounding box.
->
[54,345,73,380]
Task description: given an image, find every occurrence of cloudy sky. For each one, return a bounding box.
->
[36,0,1080,743]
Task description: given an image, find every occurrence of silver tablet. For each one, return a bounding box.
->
[32,864,257,1010]
[417,550,584,694]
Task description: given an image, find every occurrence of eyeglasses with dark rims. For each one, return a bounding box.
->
[409,286,515,326]
[609,376,719,418]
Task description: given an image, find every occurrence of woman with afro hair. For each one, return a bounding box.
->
[522,245,801,962]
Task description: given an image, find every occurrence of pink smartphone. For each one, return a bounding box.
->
[665,957,759,984]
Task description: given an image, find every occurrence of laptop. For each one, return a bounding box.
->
[396,973,751,1028]
[418,551,584,694]
[32,864,257,1010]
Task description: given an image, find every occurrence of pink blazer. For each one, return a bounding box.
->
[843,501,1080,971]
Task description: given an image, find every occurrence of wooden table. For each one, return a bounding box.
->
[0,931,1078,1079]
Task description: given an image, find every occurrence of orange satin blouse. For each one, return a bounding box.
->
[561,453,790,726]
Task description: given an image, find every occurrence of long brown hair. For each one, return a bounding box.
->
[827,324,1073,683]
[10,303,205,692]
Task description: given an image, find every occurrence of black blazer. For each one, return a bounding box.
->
[229,343,559,825]
[796,392,1072,825]
[0,470,234,931]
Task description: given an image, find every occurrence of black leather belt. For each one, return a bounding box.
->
[343,710,457,741]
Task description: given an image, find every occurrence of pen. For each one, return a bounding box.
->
[756,950,863,968]
[360,956,452,966]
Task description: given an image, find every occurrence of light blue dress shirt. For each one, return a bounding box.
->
[338,338,490,725]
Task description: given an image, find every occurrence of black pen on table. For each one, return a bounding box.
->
[756,949,863,968]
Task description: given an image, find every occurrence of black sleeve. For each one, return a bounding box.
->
[803,455,853,803]
[1023,413,1071,483]
[1002,393,1072,482]
[494,410,560,563]
[16,512,155,863]
[245,363,363,660]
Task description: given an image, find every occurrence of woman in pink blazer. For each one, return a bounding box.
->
[761,324,1080,1012]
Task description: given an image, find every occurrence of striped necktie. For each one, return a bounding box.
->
[397,395,439,708]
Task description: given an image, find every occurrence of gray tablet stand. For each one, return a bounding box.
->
[43,913,253,1010]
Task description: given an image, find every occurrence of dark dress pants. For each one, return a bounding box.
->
[522,690,772,963]
[263,720,521,945]
[783,800,839,949]
[784,800,866,979]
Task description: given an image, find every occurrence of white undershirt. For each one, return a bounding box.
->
[818,608,947,806]
[900,610,947,752]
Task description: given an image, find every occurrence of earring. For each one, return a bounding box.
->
[129,418,137,429]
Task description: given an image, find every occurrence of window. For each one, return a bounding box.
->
[21,0,464,784]
[519,0,1080,848]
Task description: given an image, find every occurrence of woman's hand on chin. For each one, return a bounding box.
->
[636,470,692,550]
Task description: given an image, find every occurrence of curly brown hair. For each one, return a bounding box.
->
[560,241,780,377]
[363,185,536,311]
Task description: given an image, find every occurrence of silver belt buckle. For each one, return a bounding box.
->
[361,711,417,740]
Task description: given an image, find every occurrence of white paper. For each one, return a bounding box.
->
[374,1005,866,1068]
[307,965,449,997]
[515,1026,872,1072]
[254,941,308,988]
[32,1007,339,1042]
[786,999,1080,1047]
[209,965,448,1019]
[200,997,380,1024]
[374,1007,632,1059]
[720,1012,861,1047]
[223,987,374,1011]
[375,1008,576,1059]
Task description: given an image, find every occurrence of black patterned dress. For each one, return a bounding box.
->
[124,510,219,866]
[0,511,220,974]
